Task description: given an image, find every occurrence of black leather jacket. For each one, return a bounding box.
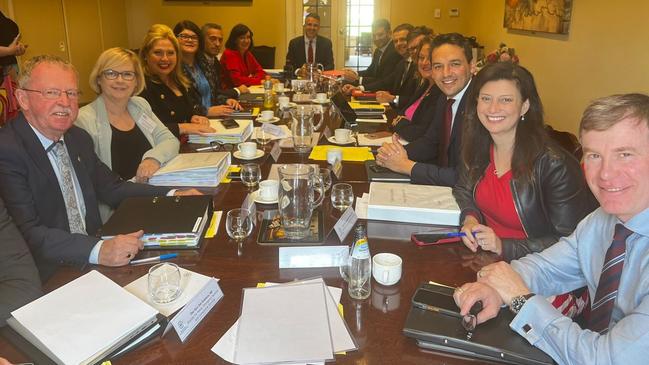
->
[453,144,598,261]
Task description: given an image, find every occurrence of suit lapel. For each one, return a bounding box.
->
[13,115,60,187]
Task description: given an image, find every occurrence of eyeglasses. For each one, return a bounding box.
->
[102,69,136,81]
[20,88,81,100]
[177,34,199,42]
[196,141,234,152]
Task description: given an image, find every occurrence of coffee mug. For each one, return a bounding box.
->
[326,147,343,164]
[259,179,279,201]
[335,128,352,142]
[278,96,290,108]
[238,142,257,158]
[260,110,274,121]
[316,92,327,101]
[372,253,402,286]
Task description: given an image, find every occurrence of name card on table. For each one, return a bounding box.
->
[242,193,256,223]
[279,246,350,268]
[270,141,282,162]
[334,205,358,242]
[262,122,285,137]
[332,159,343,179]
[165,278,224,342]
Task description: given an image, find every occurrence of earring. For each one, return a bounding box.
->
[521,114,525,121]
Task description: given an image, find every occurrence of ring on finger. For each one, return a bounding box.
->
[478,270,486,278]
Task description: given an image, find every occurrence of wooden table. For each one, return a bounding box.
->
[0,102,500,364]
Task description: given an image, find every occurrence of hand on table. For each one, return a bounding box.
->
[226,98,242,110]
[208,104,234,117]
[341,84,358,95]
[375,134,414,175]
[135,158,160,183]
[376,91,395,104]
[453,282,503,325]
[190,115,209,125]
[99,230,144,266]
[180,122,215,135]
[460,217,503,255]
[342,69,359,82]
[477,262,530,306]
[236,84,249,94]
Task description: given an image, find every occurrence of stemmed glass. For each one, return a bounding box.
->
[226,208,254,256]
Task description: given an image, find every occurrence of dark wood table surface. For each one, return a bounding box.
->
[0,102,500,364]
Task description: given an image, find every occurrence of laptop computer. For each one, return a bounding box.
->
[330,91,385,133]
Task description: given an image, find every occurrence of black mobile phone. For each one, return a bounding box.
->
[412,287,461,317]
[220,119,239,129]
[369,164,390,173]
[411,233,461,246]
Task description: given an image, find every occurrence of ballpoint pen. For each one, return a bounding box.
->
[130,253,178,265]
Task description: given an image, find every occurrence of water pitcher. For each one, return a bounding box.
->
[277,164,324,239]
[290,106,323,153]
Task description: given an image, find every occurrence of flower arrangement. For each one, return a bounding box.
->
[485,43,519,64]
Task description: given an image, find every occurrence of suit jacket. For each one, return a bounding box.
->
[363,57,413,94]
[0,114,170,279]
[0,196,42,326]
[358,40,401,85]
[220,48,267,87]
[404,86,470,187]
[197,53,240,102]
[394,82,442,142]
[285,35,334,70]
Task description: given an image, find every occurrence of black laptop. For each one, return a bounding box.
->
[330,91,384,133]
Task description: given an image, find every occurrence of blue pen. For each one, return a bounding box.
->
[130,253,178,265]
[445,232,467,238]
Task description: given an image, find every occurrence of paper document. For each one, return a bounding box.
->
[355,193,369,219]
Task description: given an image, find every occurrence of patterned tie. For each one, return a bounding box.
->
[588,223,633,333]
[48,140,86,234]
[438,98,455,167]
[308,40,314,64]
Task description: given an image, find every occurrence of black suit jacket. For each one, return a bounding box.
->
[0,114,171,279]
[394,82,442,142]
[358,41,401,85]
[0,196,42,326]
[285,35,334,70]
[363,57,414,94]
[404,85,470,187]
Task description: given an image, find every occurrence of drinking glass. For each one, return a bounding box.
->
[317,168,333,193]
[148,262,182,304]
[331,183,354,210]
[226,208,253,241]
[337,249,351,282]
[241,163,261,187]
[256,128,272,146]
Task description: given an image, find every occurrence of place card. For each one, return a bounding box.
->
[270,141,282,162]
[332,159,343,179]
[278,246,350,268]
[261,122,285,137]
[242,193,256,224]
[166,278,224,342]
[333,206,358,242]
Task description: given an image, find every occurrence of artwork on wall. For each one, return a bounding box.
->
[504,0,573,34]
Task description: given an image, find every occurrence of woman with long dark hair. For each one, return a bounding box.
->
[220,23,268,87]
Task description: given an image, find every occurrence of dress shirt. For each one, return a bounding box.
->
[448,79,470,130]
[509,207,649,364]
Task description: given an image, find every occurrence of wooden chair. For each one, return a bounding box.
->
[251,45,276,69]
[546,124,582,160]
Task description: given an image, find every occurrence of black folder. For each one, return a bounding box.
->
[403,285,554,365]
[100,195,213,249]
[365,161,410,182]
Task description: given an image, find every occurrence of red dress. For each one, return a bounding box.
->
[220,48,266,88]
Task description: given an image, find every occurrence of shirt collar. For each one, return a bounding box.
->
[621,207,649,238]
[304,35,316,44]
[28,122,63,151]
[378,40,391,54]
[448,78,472,102]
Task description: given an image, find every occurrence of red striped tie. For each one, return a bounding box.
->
[308,40,314,64]
[588,224,633,333]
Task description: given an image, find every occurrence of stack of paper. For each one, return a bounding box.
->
[308,145,375,162]
[348,101,385,116]
[188,119,253,144]
[212,278,356,364]
[149,152,231,187]
[231,107,260,118]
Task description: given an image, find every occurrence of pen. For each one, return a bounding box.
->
[130,253,178,265]
[196,146,217,152]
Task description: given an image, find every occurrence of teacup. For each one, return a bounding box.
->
[334,128,352,143]
[258,180,279,202]
[372,253,402,286]
[260,110,274,121]
[238,142,258,158]
[278,96,290,109]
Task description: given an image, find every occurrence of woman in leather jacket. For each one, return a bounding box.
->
[453,62,597,261]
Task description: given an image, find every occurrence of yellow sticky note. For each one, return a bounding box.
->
[256,282,267,288]
[204,211,222,238]
[308,146,374,162]
[221,165,242,183]
[251,107,260,116]
[100,362,112,365]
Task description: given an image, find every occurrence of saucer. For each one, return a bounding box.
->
[252,190,278,204]
[278,102,298,109]
[311,98,331,104]
[233,149,264,160]
[256,116,280,124]
[327,136,355,145]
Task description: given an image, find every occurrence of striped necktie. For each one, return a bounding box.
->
[588,223,633,333]
[308,40,314,64]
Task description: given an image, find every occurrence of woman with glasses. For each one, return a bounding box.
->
[173,20,241,116]
[220,23,274,88]
[76,47,179,184]
[138,24,215,139]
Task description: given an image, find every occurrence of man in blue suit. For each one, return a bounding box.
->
[0,55,198,279]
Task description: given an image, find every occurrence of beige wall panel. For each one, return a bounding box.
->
[387,0,471,35]
[12,0,68,62]
[99,0,129,49]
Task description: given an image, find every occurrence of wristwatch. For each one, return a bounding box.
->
[509,293,535,314]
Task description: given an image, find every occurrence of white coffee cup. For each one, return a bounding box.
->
[326,147,343,165]
[316,92,328,102]
[372,253,402,286]
[238,142,257,158]
[260,110,274,121]
[278,95,290,108]
[334,128,352,143]
[275,83,285,93]
[259,179,279,202]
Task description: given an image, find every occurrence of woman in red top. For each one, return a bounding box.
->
[453,62,597,316]
[220,24,267,88]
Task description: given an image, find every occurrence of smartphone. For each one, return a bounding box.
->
[412,286,461,318]
[369,164,390,173]
[411,233,461,246]
[220,119,239,129]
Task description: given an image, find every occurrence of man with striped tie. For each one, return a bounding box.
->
[454,93,649,364]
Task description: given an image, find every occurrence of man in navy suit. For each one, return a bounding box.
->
[0,55,199,279]
[285,13,334,71]
[376,33,476,187]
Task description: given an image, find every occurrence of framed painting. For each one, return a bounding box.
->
[504,0,573,34]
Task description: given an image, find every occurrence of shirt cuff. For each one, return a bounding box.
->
[166,189,177,196]
[358,85,365,92]
[509,295,562,345]
[89,240,103,264]
[359,76,364,85]
[393,95,399,106]
[234,87,241,96]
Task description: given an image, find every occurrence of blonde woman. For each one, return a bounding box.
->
[76,47,179,183]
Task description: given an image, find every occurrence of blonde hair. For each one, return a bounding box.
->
[89,47,144,95]
[139,24,190,90]
[580,93,649,137]
[19,55,78,88]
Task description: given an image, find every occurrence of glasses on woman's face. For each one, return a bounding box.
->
[102,69,136,81]
[177,33,199,42]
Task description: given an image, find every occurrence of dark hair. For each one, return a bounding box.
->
[431,32,473,63]
[414,35,434,80]
[173,20,204,53]
[407,26,433,42]
[372,18,391,33]
[201,22,222,34]
[393,23,414,34]
[462,62,548,184]
[225,23,254,51]
[305,13,320,22]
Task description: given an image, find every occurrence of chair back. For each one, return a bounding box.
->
[251,45,276,68]
[545,125,582,160]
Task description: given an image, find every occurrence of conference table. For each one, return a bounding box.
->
[0,98,503,364]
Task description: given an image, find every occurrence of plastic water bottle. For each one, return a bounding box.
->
[348,225,371,299]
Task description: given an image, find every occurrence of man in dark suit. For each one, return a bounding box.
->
[200,22,248,98]
[285,13,334,71]
[343,19,402,88]
[376,33,476,187]
[0,196,41,326]
[0,55,199,279]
